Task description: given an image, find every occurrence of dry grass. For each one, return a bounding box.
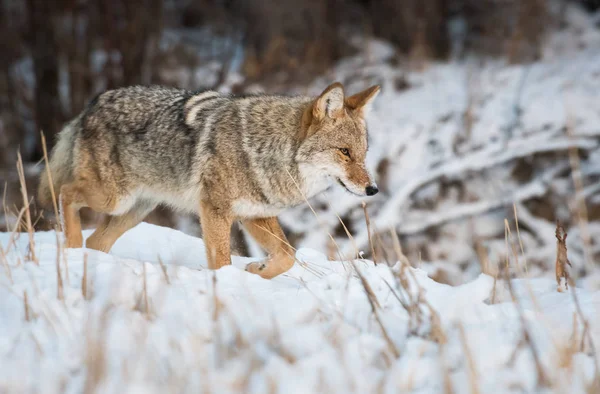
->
[285,168,344,263]
[41,132,61,232]
[457,322,480,394]
[158,255,171,285]
[212,272,223,368]
[512,204,528,276]
[353,260,399,358]
[566,117,594,275]
[1,203,598,392]
[23,290,30,322]
[362,201,377,265]
[55,231,64,301]
[16,152,36,264]
[0,140,598,393]
[142,263,149,316]
[83,309,109,394]
[503,225,551,388]
[386,228,447,344]
[0,239,12,284]
[82,253,88,299]
[567,273,600,391]
[555,221,572,292]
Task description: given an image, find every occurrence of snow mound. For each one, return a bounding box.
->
[0,223,599,393]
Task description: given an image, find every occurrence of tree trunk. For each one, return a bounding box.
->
[27,0,62,160]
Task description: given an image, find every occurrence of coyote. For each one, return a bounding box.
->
[38,82,380,278]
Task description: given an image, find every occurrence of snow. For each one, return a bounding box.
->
[277,6,600,287]
[2,4,600,392]
[1,223,599,393]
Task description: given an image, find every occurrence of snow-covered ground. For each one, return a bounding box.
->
[1,223,599,393]
[1,4,599,393]
[272,5,600,287]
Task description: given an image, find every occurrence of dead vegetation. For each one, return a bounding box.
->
[0,167,599,392]
[556,221,572,292]
[0,2,599,391]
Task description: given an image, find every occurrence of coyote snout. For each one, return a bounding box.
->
[366,185,378,195]
[336,165,378,197]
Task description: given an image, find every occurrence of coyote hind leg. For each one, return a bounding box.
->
[60,183,86,248]
[86,202,156,253]
[59,179,123,249]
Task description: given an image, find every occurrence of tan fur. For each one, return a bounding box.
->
[38,83,380,279]
[38,116,80,207]
[199,200,233,269]
[243,217,295,279]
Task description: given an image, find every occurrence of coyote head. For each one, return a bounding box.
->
[297,82,380,197]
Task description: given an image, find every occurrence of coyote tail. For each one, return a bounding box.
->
[38,117,79,208]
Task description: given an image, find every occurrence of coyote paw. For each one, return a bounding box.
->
[245,261,267,275]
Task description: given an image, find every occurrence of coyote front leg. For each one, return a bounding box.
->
[242,217,295,279]
[199,201,233,269]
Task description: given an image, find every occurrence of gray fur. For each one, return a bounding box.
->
[38,83,380,277]
[41,85,375,215]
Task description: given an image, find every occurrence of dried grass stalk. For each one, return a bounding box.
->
[457,322,480,394]
[41,132,61,231]
[158,256,170,285]
[16,152,37,263]
[24,290,30,322]
[82,253,88,299]
[362,201,377,264]
[354,262,399,358]
[55,232,64,300]
[555,221,571,293]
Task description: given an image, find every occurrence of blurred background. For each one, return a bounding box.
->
[1,0,599,286]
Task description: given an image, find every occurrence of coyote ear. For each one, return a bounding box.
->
[345,85,380,115]
[313,82,345,120]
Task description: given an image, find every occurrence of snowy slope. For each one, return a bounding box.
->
[1,223,599,393]
[276,6,600,286]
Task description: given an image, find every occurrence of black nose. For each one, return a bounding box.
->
[365,185,379,196]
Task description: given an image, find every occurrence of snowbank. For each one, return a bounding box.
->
[1,223,599,393]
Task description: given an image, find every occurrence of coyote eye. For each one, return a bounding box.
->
[339,148,350,157]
